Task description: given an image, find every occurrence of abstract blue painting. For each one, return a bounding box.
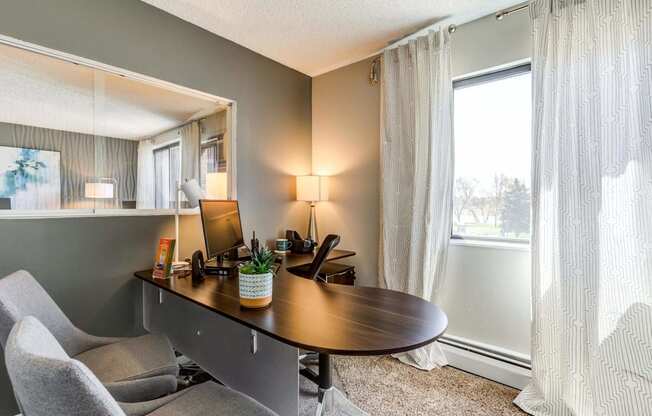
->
[0,146,61,210]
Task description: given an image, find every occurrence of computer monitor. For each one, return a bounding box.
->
[199,200,245,260]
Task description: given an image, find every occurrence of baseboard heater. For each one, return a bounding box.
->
[438,335,531,370]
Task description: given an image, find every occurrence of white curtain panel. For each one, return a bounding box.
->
[136,138,155,209]
[180,121,200,183]
[515,0,652,414]
[379,29,454,370]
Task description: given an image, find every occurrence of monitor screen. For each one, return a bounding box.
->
[199,200,244,259]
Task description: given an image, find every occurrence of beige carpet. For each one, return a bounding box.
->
[325,356,527,416]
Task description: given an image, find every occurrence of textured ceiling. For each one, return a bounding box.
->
[0,43,223,139]
[142,0,524,76]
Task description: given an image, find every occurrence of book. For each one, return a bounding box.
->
[153,238,176,279]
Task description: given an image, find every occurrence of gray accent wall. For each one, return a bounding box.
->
[0,0,312,412]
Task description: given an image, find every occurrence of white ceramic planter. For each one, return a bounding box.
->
[239,271,273,308]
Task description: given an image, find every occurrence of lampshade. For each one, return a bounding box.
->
[206,172,228,199]
[296,175,329,202]
[85,182,114,199]
[180,178,205,208]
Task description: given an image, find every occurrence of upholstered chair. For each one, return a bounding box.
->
[5,316,277,416]
[0,270,178,401]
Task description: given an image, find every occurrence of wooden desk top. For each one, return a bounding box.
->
[135,251,447,356]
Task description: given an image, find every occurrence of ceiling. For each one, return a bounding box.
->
[0,42,224,140]
[142,0,524,76]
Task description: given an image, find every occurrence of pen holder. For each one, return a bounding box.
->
[238,271,273,308]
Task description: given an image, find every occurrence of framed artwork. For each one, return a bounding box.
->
[0,146,61,210]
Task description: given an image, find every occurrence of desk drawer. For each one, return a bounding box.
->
[142,283,299,416]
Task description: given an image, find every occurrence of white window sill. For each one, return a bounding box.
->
[449,238,530,252]
[0,208,200,220]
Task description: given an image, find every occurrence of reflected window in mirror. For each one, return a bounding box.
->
[200,133,226,189]
[154,142,180,209]
[0,39,235,216]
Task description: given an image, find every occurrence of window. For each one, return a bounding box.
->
[154,143,180,209]
[452,64,532,242]
[199,135,226,189]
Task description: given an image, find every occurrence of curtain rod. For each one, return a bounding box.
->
[381,2,529,53]
[369,2,530,84]
[496,3,529,20]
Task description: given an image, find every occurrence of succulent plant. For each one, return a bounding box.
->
[240,246,275,275]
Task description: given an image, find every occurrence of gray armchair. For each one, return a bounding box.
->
[5,316,277,416]
[0,270,178,401]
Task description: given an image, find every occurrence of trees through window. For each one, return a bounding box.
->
[452,65,532,242]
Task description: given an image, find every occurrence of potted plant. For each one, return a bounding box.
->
[238,247,275,308]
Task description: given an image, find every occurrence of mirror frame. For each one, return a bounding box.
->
[0,34,237,219]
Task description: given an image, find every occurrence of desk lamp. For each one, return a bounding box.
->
[296,175,329,245]
[175,179,205,263]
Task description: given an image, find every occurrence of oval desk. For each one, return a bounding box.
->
[135,252,447,415]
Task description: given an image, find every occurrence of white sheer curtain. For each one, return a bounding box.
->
[379,29,454,370]
[136,138,155,209]
[180,121,200,183]
[515,0,652,414]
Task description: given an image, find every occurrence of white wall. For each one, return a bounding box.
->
[441,243,531,356]
[442,10,532,358]
[312,9,533,358]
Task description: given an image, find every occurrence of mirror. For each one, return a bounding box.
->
[0,40,234,214]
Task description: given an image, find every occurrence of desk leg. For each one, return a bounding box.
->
[315,353,368,416]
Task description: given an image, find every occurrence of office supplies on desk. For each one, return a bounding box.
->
[275,238,292,253]
[191,250,205,282]
[285,230,315,254]
[153,238,176,279]
[251,230,260,255]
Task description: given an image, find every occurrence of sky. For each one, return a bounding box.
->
[454,72,532,194]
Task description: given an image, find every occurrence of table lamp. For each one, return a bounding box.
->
[296,175,329,245]
[206,172,228,199]
[85,179,115,199]
[85,178,116,211]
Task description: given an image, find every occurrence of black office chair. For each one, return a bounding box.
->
[287,234,339,281]
[286,234,356,284]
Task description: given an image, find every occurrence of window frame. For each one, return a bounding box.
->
[451,63,532,245]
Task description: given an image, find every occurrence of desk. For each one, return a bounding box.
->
[281,249,355,269]
[135,251,447,415]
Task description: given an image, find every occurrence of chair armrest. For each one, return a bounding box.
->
[73,327,125,353]
[105,375,177,403]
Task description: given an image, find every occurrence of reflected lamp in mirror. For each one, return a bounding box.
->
[206,172,228,199]
[180,178,205,209]
[84,179,115,199]
[296,175,329,245]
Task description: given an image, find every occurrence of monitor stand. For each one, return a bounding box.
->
[204,250,242,276]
